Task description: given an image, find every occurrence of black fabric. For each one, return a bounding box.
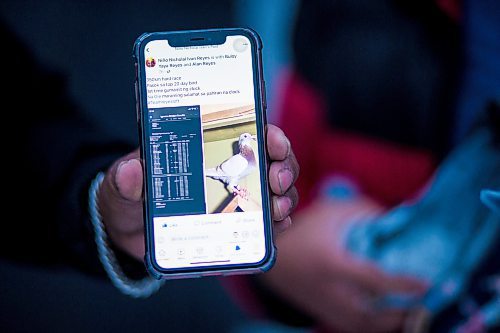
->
[488,101,500,144]
[249,276,314,327]
[0,21,132,274]
[293,0,461,156]
[0,260,247,333]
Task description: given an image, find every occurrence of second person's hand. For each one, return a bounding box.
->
[261,197,428,333]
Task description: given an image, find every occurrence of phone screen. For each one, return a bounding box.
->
[138,31,271,273]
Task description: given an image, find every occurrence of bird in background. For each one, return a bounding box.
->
[205,133,257,198]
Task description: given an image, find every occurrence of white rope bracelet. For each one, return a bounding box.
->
[88,172,164,298]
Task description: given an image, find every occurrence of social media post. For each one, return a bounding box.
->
[153,211,266,268]
[144,35,266,268]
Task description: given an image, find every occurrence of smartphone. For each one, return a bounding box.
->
[133,28,274,279]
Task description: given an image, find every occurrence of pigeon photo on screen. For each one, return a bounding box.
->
[201,104,263,214]
[205,132,257,197]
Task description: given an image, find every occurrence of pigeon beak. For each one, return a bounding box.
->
[251,135,257,141]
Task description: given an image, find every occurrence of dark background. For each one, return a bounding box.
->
[0,0,235,142]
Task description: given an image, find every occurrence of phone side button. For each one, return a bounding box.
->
[135,81,140,122]
[263,80,267,110]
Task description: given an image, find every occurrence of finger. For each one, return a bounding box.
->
[360,309,408,333]
[274,216,292,234]
[272,187,299,221]
[98,149,144,235]
[340,259,428,296]
[382,274,430,295]
[115,158,143,202]
[356,291,410,333]
[308,280,387,333]
[267,124,291,161]
[322,281,409,333]
[268,153,299,195]
[113,232,145,261]
[103,149,141,202]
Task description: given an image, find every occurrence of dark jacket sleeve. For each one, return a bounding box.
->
[0,22,139,275]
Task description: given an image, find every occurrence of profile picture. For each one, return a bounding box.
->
[146,57,156,68]
[233,37,249,53]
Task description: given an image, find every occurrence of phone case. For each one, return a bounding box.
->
[133,28,276,279]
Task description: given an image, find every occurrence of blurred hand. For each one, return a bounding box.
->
[261,197,428,333]
[97,124,299,260]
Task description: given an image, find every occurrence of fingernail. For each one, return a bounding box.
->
[277,196,292,219]
[283,216,292,228]
[278,169,293,194]
[276,217,292,234]
[282,133,292,158]
[283,135,291,157]
[117,160,131,175]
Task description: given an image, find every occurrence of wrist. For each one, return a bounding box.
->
[89,172,163,297]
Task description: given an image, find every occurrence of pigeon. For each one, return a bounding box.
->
[205,133,257,197]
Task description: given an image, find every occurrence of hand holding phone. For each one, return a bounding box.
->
[96,124,298,263]
[130,28,298,279]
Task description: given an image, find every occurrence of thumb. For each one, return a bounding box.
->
[98,149,144,257]
[97,150,143,234]
[115,158,143,202]
[102,148,142,203]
